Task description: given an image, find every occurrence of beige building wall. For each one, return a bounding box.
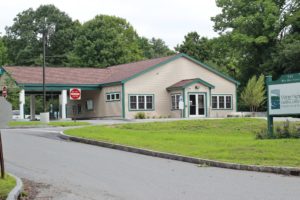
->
[67,85,122,119]
[124,57,237,119]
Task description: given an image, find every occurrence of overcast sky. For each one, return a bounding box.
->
[0,0,220,49]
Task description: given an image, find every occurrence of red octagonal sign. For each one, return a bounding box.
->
[70,88,81,100]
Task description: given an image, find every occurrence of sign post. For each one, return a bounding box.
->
[70,88,81,122]
[266,73,300,137]
[179,96,184,118]
[0,97,12,178]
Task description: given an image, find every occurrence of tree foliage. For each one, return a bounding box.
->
[175,32,210,62]
[68,15,144,67]
[175,32,240,78]
[3,5,174,68]
[4,5,78,66]
[241,74,266,112]
[211,0,300,83]
[0,38,9,65]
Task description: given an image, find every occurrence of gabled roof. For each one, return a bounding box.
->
[2,53,239,87]
[167,78,215,91]
[3,55,175,85]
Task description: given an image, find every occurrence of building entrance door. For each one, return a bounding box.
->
[189,93,206,117]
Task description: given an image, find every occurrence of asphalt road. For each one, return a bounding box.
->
[2,127,300,200]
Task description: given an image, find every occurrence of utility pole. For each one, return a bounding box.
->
[43,29,46,112]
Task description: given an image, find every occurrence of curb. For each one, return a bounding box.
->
[59,131,300,176]
[7,126,50,129]
[6,173,23,200]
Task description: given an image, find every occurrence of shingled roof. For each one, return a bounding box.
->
[3,53,239,86]
[3,55,176,85]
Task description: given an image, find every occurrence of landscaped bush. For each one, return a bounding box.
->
[256,120,300,139]
[134,112,146,119]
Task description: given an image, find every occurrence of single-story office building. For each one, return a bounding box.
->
[0,53,240,120]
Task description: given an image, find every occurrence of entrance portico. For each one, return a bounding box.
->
[18,84,99,120]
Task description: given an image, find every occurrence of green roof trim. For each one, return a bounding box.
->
[21,83,100,91]
[167,78,215,91]
[121,53,240,85]
[183,78,215,89]
[180,53,240,85]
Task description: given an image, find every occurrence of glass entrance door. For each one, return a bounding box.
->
[189,94,206,117]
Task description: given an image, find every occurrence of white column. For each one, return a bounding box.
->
[61,90,67,119]
[30,95,36,120]
[19,89,25,119]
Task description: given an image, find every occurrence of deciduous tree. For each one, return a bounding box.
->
[241,74,266,112]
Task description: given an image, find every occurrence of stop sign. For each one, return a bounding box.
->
[70,88,81,100]
[2,86,7,98]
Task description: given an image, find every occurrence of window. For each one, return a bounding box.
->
[130,96,137,109]
[129,95,154,110]
[171,94,182,110]
[226,96,232,109]
[86,100,93,111]
[138,96,145,109]
[219,96,225,109]
[146,96,153,109]
[106,92,120,101]
[212,95,233,109]
[212,96,218,109]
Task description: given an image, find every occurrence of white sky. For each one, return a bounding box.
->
[0,0,220,49]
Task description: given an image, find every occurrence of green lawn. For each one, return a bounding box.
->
[65,118,300,167]
[9,121,90,127]
[0,175,16,200]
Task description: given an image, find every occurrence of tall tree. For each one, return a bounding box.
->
[68,15,143,67]
[4,4,78,66]
[212,0,300,83]
[175,32,210,62]
[0,37,9,65]
[138,37,174,59]
[175,32,239,78]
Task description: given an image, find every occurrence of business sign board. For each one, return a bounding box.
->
[268,82,300,115]
[266,73,300,136]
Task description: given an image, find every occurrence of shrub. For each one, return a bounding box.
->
[134,112,146,119]
[256,120,300,139]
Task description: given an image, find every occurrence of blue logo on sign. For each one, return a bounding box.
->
[271,89,280,109]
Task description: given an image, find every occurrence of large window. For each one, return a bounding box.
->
[129,95,154,110]
[212,95,232,109]
[106,92,120,102]
[171,94,182,110]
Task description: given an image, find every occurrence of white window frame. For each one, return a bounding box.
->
[171,94,182,110]
[129,94,154,111]
[106,92,121,102]
[211,95,233,109]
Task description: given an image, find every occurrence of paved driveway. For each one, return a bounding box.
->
[2,128,300,200]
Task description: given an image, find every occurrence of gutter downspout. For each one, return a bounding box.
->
[122,82,125,119]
